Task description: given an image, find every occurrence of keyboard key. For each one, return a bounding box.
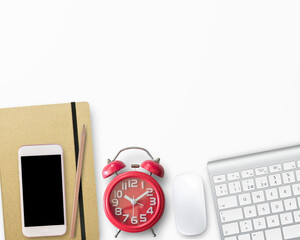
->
[240,220,253,233]
[255,167,268,175]
[215,184,228,196]
[220,208,243,223]
[279,185,292,198]
[253,217,266,230]
[269,174,282,186]
[257,203,270,216]
[251,231,265,240]
[265,188,279,201]
[241,169,254,178]
[292,183,300,195]
[283,224,300,239]
[296,170,300,181]
[282,171,295,184]
[239,193,252,206]
[297,197,300,207]
[228,172,240,181]
[255,177,269,189]
[242,179,255,191]
[213,175,226,183]
[266,214,280,227]
[283,161,296,170]
[222,222,239,236]
[284,198,297,211]
[297,160,300,168]
[238,234,251,240]
[244,206,257,218]
[252,191,265,203]
[280,212,293,225]
[271,200,284,213]
[265,228,282,240]
[218,196,238,209]
[229,181,242,194]
[225,237,237,240]
[293,210,300,222]
[270,164,282,173]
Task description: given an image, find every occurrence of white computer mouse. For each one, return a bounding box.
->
[173,172,207,236]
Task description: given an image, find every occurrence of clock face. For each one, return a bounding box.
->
[104,171,164,232]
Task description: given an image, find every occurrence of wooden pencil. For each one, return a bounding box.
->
[70,124,86,238]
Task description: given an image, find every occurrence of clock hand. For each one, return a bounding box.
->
[124,195,144,206]
[135,191,149,202]
[132,196,135,217]
[124,195,134,204]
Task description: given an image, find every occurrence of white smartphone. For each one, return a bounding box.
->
[18,144,67,238]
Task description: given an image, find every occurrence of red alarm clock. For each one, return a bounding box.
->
[102,147,165,238]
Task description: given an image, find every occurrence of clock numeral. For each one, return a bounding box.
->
[140,214,147,222]
[122,182,127,191]
[114,190,123,198]
[150,197,156,205]
[147,188,153,196]
[131,216,138,224]
[115,208,122,216]
[111,199,118,206]
[141,181,145,189]
[147,207,154,214]
[122,214,129,222]
[128,179,138,188]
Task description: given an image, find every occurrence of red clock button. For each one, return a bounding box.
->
[102,160,126,178]
[141,160,164,178]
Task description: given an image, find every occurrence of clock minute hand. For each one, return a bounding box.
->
[135,191,149,202]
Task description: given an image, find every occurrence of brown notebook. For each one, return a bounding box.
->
[0,102,99,240]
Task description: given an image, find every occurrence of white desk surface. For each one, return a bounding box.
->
[1,1,300,239]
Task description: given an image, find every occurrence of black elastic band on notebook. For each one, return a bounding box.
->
[71,102,86,240]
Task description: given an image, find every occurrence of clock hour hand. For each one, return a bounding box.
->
[135,191,149,202]
[124,195,134,204]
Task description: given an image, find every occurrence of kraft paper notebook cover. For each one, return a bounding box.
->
[0,102,99,240]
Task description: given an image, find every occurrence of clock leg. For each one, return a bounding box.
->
[114,229,121,238]
[150,228,156,237]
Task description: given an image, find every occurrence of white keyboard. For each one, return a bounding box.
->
[208,146,300,240]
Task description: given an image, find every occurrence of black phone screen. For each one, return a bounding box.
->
[21,155,64,227]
